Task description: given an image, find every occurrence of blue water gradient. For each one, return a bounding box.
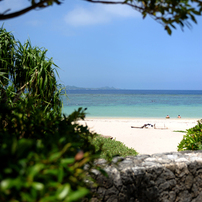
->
[62,90,202,118]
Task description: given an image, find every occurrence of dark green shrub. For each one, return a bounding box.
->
[178,119,202,151]
[0,101,101,202]
[0,27,103,202]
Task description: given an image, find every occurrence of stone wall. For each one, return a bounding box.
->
[89,151,202,202]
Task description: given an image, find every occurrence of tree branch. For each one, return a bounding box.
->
[12,82,29,103]
[13,69,38,103]
[0,0,60,20]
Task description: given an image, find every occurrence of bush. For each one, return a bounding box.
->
[90,135,138,161]
[178,119,202,151]
[0,101,102,202]
[0,27,114,201]
[0,27,105,201]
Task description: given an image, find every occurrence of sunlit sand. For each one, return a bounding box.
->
[79,118,199,155]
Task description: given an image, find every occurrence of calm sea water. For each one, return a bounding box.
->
[62,90,202,118]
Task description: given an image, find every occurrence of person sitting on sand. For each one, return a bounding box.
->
[166,115,170,119]
[178,115,181,118]
[142,124,153,128]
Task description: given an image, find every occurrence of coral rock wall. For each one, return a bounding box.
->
[90,151,202,202]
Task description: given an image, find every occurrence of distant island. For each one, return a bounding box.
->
[65,85,118,90]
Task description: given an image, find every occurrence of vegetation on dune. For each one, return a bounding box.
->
[178,119,202,151]
[90,135,138,161]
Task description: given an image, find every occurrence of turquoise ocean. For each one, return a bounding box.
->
[62,90,202,118]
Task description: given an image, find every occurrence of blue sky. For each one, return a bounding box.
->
[1,0,202,90]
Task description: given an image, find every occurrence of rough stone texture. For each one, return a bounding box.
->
[89,151,202,202]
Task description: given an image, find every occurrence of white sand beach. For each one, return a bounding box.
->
[79,118,199,155]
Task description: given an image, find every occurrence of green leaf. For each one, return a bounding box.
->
[49,152,61,162]
[190,14,197,23]
[11,138,18,154]
[58,167,64,183]
[43,169,58,176]
[165,25,172,35]
[67,188,89,201]
[32,182,44,190]
[28,164,45,181]
[57,184,71,200]
[61,158,75,165]
[0,179,12,191]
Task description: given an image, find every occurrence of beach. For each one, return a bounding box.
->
[79,118,199,155]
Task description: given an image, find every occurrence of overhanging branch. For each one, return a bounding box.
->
[0,0,60,20]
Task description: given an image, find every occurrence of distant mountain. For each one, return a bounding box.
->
[65,85,118,90]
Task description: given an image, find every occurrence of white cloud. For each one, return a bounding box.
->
[103,4,138,18]
[64,6,109,26]
[64,4,140,26]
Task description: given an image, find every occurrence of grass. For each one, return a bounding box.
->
[173,130,187,133]
[90,134,138,160]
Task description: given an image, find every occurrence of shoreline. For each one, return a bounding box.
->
[86,114,202,120]
[85,116,200,121]
[79,117,199,155]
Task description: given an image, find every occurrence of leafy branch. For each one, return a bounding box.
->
[85,0,202,35]
[1,0,202,34]
[0,0,61,20]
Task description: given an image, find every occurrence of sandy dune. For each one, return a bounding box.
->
[79,118,199,155]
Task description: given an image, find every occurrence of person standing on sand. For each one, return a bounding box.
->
[178,115,181,118]
[166,115,170,119]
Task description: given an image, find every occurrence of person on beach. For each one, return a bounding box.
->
[166,115,170,119]
[178,115,181,118]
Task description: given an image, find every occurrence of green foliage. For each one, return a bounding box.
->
[0,102,101,202]
[1,1,202,34]
[86,0,202,35]
[132,0,202,35]
[173,130,186,133]
[90,135,138,161]
[178,119,202,151]
[0,26,62,115]
[0,27,103,201]
[0,25,138,202]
